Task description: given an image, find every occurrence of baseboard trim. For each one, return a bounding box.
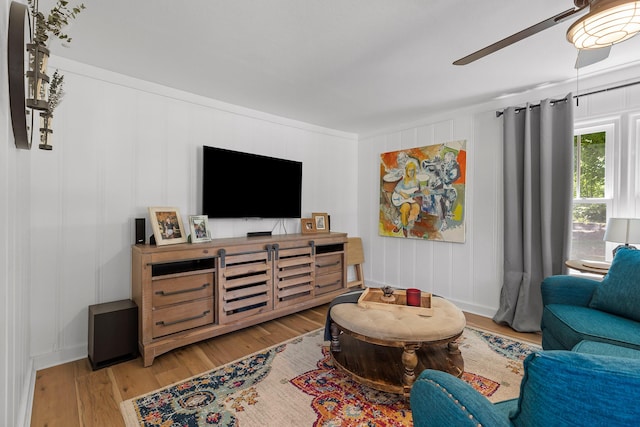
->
[17,358,35,427]
[32,344,86,371]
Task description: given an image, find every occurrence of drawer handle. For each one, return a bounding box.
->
[317,280,340,288]
[316,261,340,268]
[155,283,210,296]
[156,310,211,327]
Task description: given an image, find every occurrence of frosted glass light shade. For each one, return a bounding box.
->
[567,0,640,49]
[603,218,640,244]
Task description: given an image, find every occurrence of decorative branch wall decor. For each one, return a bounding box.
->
[7,0,85,150]
[38,69,64,150]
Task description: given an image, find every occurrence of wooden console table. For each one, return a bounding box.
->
[132,232,353,366]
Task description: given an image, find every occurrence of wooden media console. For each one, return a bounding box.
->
[131,232,350,366]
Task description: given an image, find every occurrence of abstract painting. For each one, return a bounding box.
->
[379,140,466,242]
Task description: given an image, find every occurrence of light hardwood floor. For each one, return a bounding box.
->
[30,303,541,427]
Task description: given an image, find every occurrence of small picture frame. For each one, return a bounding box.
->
[301,218,316,234]
[149,207,188,246]
[189,215,211,243]
[312,212,329,233]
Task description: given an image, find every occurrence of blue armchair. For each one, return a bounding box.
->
[541,247,640,352]
[410,350,640,427]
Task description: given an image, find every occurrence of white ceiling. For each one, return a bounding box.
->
[42,0,640,134]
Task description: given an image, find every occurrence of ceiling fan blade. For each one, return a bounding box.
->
[453,6,587,65]
[575,45,611,68]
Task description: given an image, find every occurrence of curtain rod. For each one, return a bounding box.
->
[495,80,640,118]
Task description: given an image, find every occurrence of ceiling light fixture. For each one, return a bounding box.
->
[567,0,640,49]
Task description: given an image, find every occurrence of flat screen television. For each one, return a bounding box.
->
[202,146,303,218]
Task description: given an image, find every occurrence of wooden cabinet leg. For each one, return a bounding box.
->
[143,351,154,368]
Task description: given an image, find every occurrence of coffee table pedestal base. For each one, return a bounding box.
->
[330,332,463,397]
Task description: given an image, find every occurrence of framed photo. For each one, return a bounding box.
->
[312,212,329,233]
[301,218,316,234]
[149,207,188,246]
[189,215,211,243]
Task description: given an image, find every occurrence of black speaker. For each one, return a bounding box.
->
[135,218,145,244]
[88,299,138,370]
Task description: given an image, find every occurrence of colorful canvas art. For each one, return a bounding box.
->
[379,141,466,242]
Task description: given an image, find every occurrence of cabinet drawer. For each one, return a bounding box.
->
[150,248,215,263]
[315,253,343,275]
[315,271,343,295]
[152,273,213,308]
[153,298,213,338]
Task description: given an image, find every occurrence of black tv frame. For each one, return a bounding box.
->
[202,146,303,219]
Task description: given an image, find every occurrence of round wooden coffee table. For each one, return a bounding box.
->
[329,296,465,397]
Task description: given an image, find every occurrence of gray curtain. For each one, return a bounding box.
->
[493,94,574,332]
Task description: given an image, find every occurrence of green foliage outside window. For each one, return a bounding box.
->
[578,132,605,198]
[573,132,606,224]
[573,204,606,223]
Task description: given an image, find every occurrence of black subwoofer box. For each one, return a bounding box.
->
[88,299,138,370]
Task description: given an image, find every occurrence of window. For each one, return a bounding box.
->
[571,123,614,262]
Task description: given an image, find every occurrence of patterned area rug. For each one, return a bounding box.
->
[120,327,539,426]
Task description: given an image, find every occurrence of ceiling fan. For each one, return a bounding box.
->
[453,0,640,68]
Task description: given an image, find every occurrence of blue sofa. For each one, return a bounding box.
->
[410,350,640,426]
[541,247,640,352]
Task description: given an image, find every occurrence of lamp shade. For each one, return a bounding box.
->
[567,0,640,49]
[603,218,640,244]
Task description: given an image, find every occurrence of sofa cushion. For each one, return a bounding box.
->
[542,304,640,350]
[510,351,640,426]
[572,340,640,359]
[589,247,640,321]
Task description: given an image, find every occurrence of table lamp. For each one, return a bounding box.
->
[603,218,640,257]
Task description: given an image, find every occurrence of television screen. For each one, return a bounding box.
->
[202,146,303,218]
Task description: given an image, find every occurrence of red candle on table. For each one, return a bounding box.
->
[406,288,421,306]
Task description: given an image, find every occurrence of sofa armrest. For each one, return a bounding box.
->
[541,275,599,307]
[410,370,511,427]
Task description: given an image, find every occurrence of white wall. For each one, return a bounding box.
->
[2,1,34,426]
[28,57,359,370]
[357,64,640,317]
